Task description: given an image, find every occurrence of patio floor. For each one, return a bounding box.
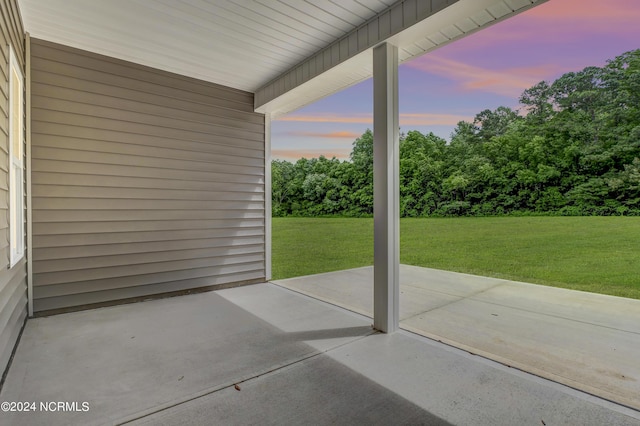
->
[273,265,640,413]
[1,281,639,425]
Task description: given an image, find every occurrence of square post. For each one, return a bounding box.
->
[373,42,399,333]
[265,113,272,281]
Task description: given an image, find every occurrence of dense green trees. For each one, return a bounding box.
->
[272,49,640,217]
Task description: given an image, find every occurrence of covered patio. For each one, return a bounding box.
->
[2,281,639,425]
[1,0,639,424]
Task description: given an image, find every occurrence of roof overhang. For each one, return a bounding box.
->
[17,0,547,118]
[256,0,548,117]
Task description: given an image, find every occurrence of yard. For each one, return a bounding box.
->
[272,216,640,299]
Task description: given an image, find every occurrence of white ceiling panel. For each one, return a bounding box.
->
[18,0,393,93]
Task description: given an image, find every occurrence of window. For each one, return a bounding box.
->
[8,45,24,268]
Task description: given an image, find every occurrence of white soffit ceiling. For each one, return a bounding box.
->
[17,0,396,92]
[18,0,547,116]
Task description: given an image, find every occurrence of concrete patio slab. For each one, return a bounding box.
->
[273,265,640,411]
[0,285,373,425]
[327,331,638,426]
[131,352,449,426]
[1,283,638,425]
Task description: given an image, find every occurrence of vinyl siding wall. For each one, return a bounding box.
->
[30,39,266,313]
[0,0,27,376]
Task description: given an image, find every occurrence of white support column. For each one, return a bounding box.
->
[373,42,399,333]
[264,113,272,281]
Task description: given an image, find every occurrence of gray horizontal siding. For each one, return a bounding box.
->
[33,236,265,261]
[33,227,265,248]
[0,0,26,377]
[32,159,261,183]
[31,209,265,222]
[30,38,266,313]
[34,270,264,313]
[33,244,266,273]
[31,40,255,111]
[0,258,27,380]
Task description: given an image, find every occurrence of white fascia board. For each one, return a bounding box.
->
[255,49,372,118]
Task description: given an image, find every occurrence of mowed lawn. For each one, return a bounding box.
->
[272,216,640,299]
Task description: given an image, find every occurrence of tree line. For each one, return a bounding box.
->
[272,49,640,217]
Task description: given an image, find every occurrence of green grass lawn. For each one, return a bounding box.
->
[272,216,640,299]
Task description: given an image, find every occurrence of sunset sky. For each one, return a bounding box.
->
[271,0,640,161]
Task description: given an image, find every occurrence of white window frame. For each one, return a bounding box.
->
[8,45,25,268]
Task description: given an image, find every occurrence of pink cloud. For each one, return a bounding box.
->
[522,0,640,39]
[526,0,640,21]
[403,0,640,100]
[400,112,473,126]
[287,131,361,139]
[449,0,640,48]
[407,56,565,97]
[410,0,638,70]
[277,114,372,124]
[271,148,351,161]
[278,112,470,126]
